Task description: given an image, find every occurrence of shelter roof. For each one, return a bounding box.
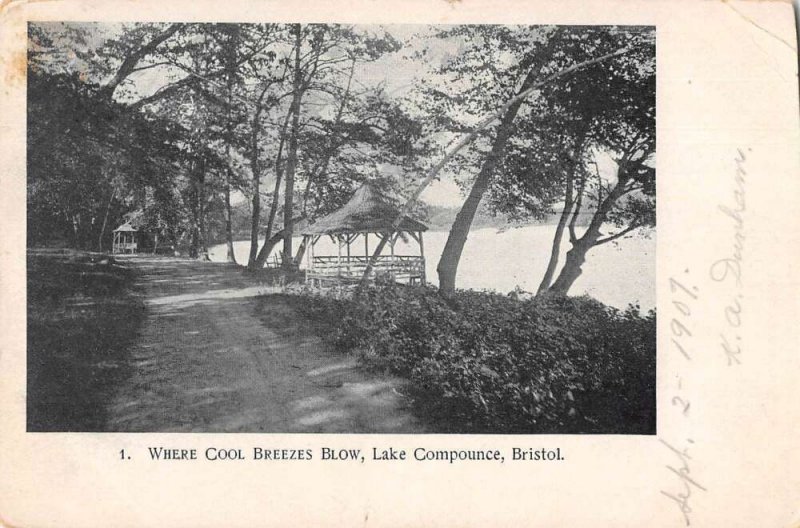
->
[301,182,428,235]
[113,222,138,232]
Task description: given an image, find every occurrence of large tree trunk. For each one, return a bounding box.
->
[224,173,236,263]
[246,95,267,268]
[189,155,210,261]
[549,241,590,295]
[252,104,294,269]
[97,189,115,252]
[548,171,628,295]
[436,96,528,297]
[536,132,588,294]
[223,27,239,264]
[281,24,304,270]
[537,179,573,294]
[247,135,261,267]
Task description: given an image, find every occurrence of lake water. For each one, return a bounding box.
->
[210,225,655,311]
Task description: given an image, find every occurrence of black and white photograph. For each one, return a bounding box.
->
[26,22,656,434]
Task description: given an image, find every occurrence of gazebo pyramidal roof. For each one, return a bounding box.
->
[113,221,138,233]
[301,182,428,236]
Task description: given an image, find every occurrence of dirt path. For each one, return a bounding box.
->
[106,256,424,433]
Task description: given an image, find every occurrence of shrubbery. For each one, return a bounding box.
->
[294,285,655,434]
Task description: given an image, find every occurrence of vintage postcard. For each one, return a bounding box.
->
[0,0,798,526]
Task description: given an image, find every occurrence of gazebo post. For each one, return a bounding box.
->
[346,234,352,275]
[419,231,426,285]
[337,234,342,276]
[389,232,396,277]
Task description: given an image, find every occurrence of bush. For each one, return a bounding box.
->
[294,284,655,434]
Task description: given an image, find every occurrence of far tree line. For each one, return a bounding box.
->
[27,23,655,297]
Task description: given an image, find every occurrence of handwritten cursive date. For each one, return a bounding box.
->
[660,438,707,526]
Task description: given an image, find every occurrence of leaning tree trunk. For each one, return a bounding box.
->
[257,233,283,267]
[252,215,306,268]
[436,98,527,297]
[293,236,308,267]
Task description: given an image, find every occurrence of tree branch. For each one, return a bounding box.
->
[128,75,198,110]
[595,224,639,245]
[103,24,183,97]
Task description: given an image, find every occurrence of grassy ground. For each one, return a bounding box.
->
[27,249,145,431]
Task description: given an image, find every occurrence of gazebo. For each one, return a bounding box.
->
[112,222,139,254]
[301,182,428,286]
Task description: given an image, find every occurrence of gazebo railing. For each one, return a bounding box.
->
[307,255,425,284]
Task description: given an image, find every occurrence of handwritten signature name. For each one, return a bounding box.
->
[709,148,747,366]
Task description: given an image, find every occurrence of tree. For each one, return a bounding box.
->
[26,54,187,251]
[248,24,403,270]
[28,23,218,254]
[413,26,641,296]
[546,33,655,295]
[474,27,656,295]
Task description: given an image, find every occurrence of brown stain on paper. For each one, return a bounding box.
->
[3,49,27,87]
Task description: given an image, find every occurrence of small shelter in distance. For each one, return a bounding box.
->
[301,182,428,286]
[112,221,139,254]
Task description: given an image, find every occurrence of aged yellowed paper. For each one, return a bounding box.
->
[1,0,798,526]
